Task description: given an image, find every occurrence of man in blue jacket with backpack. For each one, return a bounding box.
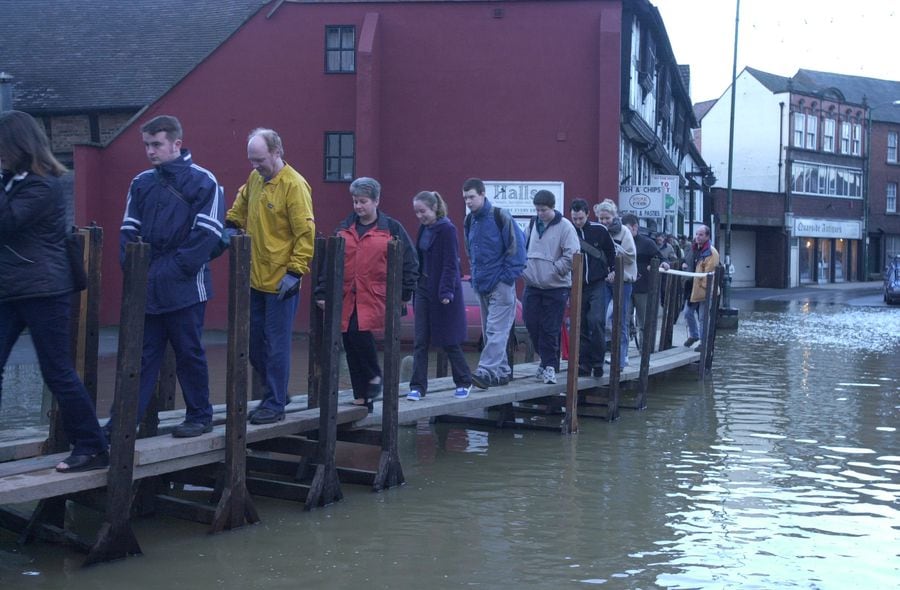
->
[462,178,526,389]
[116,115,224,437]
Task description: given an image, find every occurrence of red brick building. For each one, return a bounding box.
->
[71,0,700,328]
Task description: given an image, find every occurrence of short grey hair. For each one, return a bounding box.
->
[350,177,381,201]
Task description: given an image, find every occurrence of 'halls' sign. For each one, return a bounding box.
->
[484,181,565,218]
[618,185,664,219]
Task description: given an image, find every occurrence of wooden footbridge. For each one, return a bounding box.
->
[0,229,722,566]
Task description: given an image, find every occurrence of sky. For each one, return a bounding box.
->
[651,0,899,103]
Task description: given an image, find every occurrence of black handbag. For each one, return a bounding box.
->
[65,229,87,292]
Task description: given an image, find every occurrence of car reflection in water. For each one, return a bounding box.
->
[399,277,527,350]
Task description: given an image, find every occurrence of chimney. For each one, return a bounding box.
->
[0,72,13,112]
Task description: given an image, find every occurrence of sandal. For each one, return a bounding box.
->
[56,451,109,473]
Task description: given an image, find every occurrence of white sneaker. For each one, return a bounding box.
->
[543,366,557,384]
[534,366,545,381]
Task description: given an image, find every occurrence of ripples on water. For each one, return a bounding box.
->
[0,304,898,589]
[651,305,899,589]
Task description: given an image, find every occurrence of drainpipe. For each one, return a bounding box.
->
[0,72,13,112]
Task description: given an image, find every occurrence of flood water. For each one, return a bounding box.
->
[1,298,898,589]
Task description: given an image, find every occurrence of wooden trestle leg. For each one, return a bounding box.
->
[210,235,260,531]
[83,241,149,566]
[304,237,345,509]
[373,239,405,491]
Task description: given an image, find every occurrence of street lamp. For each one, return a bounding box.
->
[863,98,900,280]
[685,168,717,238]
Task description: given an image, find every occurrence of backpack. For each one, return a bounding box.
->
[464,206,526,258]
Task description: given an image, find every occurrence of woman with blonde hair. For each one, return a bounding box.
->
[593,198,637,369]
[407,191,472,400]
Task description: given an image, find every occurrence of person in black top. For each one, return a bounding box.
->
[0,111,108,472]
[569,199,616,377]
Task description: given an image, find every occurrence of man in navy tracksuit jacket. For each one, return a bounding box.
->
[117,115,224,437]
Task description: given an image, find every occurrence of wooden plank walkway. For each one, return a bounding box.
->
[355,350,701,427]
[0,405,368,506]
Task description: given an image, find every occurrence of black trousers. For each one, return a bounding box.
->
[342,308,382,400]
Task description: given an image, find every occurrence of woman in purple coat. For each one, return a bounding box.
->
[407,191,472,400]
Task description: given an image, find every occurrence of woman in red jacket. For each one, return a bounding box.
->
[316,177,418,411]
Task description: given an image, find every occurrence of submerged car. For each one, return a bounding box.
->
[884,255,900,305]
[400,278,526,349]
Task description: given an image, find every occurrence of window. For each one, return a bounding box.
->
[791,161,862,198]
[851,123,862,156]
[888,132,898,163]
[823,118,835,152]
[793,112,805,147]
[841,122,851,153]
[806,114,817,149]
[888,183,898,214]
[325,26,355,73]
[324,132,354,181]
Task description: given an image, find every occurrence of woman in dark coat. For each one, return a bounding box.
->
[408,191,472,400]
[0,110,108,472]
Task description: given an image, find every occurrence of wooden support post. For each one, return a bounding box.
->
[82,224,103,405]
[703,265,724,371]
[139,346,175,438]
[211,234,260,532]
[83,241,149,567]
[659,271,678,351]
[562,253,583,434]
[696,269,716,380]
[305,237,345,508]
[374,239,404,492]
[307,237,326,410]
[636,259,661,410]
[607,253,624,421]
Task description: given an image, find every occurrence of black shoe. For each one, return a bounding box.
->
[56,451,109,473]
[684,337,699,347]
[592,366,604,378]
[578,367,592,377]
[249,408,286,425]
[172,421,213,438]
[366,381,383,401]
[470,372,491,390]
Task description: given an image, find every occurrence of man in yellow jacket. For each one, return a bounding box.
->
[683,225,719,349]
[225,128,315,424]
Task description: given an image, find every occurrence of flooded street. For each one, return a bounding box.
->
[1,292,898,589]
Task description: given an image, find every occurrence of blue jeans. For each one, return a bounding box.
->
[523,286,569,371]
[250,288,299,413]
[684,300,707,341]
[604,281,633,368]
[137,302,212,425]
[579,282,606,369]
[0,294,106,455]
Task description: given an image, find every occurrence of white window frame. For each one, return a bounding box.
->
[823,118,835,152]
[887,131,898,163]
[841,122,851,154]
[851,123,862,156]
[888,182,898,214]
[793,112,805,147]
[806,114,817,149]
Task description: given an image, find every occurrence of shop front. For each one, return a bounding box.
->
[795,218,862,284]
